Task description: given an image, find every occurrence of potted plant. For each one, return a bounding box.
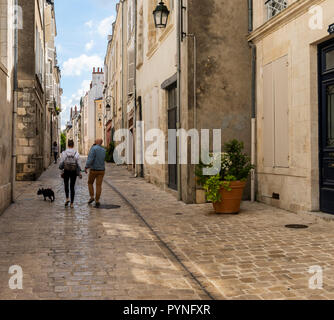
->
[196,139,254,214]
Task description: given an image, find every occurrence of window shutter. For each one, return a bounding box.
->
[263,62,275,167]
[263,55,290,168]
[274,55,289,168]
[128,47,135,95]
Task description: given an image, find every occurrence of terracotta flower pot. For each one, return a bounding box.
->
[213,181,246,214]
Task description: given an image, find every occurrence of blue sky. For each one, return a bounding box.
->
[54,0,118,129]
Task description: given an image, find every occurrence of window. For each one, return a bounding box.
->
[326,51,334,72]
[327,85,334,147]
[127,0,134,41]
[265,0,288,20]
[263,55,289,168]
[127,43,135,95]
[137,5,144,67]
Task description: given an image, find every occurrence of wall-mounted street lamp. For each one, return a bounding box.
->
[105,96,116,116]
[153,1,170,29]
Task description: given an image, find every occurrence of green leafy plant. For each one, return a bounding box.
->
[204,175,224,203]
[60,132,66,152]
[105,142,115,163]
[196,139,254,203]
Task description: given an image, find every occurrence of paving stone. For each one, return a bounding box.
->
[1,163,334,300]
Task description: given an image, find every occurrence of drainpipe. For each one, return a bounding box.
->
[185,34,197,130]
[121,0,125,130]
[248,0,253,33]
[176,0,182,201]
[250,42,256,203]
[133,0,137,177]
[249,0,256,202]
[11,0,19,203]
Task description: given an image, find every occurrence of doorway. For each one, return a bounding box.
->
[167,83,177,190]
[319,39,334,214]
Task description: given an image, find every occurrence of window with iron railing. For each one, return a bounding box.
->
[265,0,288,20]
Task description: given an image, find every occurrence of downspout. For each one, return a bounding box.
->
[248,0,253,33]
[12,0,19,203]
[250,42,256,203]
[185,34,197,130]
[138,96,143,177]
[133,0,137,177]
[248,0,257,202]
[121,0,125,130]
[176,0,182,201]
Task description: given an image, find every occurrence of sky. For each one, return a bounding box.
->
[54,0,118,129]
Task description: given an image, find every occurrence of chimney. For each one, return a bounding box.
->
[75,105,77,114]
[93,67,96,73]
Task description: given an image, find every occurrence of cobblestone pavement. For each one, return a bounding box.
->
[1,163,334,300]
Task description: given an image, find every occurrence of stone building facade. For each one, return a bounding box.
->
[81,68,104,155]
[135,0,177,189]
[103,1,128,151]
[103,0,252,203]
[15,0,61,181]
[95,98,104,141]
[15,0,46,181]
[0,0,15,214]
[249,0,334,214]
[180,0,252,203]
[44,0,61,168]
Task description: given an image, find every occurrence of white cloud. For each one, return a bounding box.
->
[85,40,94,51]
[62,54,103,76]
[98,16,115,38]
[85,20,93,28]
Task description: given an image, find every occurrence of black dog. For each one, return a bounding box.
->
[37,188,55,202]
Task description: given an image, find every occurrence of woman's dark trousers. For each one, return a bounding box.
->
[63,171,77,203]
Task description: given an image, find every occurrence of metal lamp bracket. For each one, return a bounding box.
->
[181,1,187,41]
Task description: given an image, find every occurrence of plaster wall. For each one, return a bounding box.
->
[136,0,177,190]
[249,0,334,212]
[0,0,14,214]
[181,0,252,203]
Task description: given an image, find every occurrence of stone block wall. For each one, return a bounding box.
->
[16,88,44,181]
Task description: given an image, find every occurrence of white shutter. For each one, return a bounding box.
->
[274,55,289,168]
[263,63,274,167]
[263,55,289,168]
[128,47,135,95]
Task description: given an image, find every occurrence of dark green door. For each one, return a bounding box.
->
[319,40,334,214]
[168,84,177,190]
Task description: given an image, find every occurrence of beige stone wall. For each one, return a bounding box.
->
[0,0,14,213]
[0,48,12,214]
[249,0,334,212]
[95,100,103,140]
[180,0,252,203]
[16,87,45,181]
[103,1,128,154]
[136,0,177,191]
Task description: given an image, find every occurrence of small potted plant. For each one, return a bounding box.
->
[196,139,254,214]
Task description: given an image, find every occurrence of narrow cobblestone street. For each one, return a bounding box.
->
[1,162,334,300]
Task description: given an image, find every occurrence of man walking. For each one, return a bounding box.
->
[85,139,106,208]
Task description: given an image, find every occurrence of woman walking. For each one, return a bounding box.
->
[52,141,59,164]
[59,140,82,208]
